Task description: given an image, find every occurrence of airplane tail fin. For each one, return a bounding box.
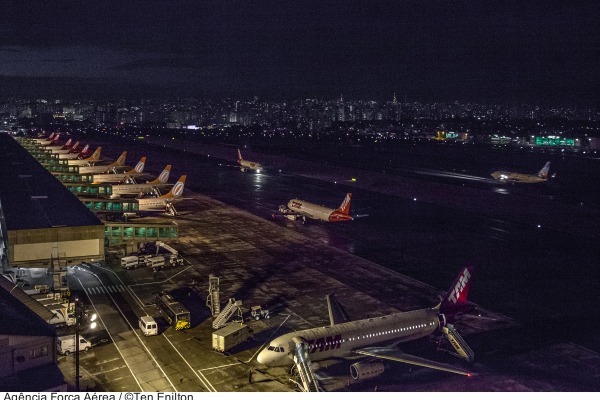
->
[440,266,473,320]
[86,146,101,160]
[148,165,171,184]
[160,175,186,199]
[51,133,60,143]
[336,193,352,215]
[237,148,243,162]
[68,141,80,153]
[62,138,72,149]
[128,157,146,174]
[47,133,56,140]
[112,151,127,167]
[537,161,551,179]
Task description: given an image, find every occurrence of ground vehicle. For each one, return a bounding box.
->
[48,304,76,327]
[155,241,184,267]
[57,335,91,355]
[250,305,270,320]
[139,316,158,336]
[212,323,250,352]
[121,255,139,269]
[156,292,191,330]
[145,256,165,271]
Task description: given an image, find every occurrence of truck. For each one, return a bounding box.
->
[155,241,185,267]
[121,255,140,270]
[212,323,250,352]
[57,335,92,356]
[250,305,270,320]
[145,256,165,271]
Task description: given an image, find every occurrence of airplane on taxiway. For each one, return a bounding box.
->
[273,193,354,223]
[491,161,551,183]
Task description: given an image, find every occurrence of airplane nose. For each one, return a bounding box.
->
[256,349,269,365]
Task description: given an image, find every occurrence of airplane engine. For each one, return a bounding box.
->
[349,361,385,380]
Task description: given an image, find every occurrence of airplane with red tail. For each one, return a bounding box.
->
[273,193,354,223]
[257,267,476,387]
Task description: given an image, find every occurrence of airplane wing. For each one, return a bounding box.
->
[326,294,350,325]
[354,347,474,376]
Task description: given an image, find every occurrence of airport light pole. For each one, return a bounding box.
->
[74,299,97,391]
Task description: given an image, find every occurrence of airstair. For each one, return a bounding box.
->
[206,274,220,317]
[442,324,475,362]
[212,298,243,329]
[291,337,321,392]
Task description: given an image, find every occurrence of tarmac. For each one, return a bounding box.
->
[50,190,600,392]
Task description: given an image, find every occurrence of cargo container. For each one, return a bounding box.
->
[212,323,250,352]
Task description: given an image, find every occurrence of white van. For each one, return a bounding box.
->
[57,335,92,355]
[139,316,158,336]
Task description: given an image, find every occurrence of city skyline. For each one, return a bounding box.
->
[1,1,598,104]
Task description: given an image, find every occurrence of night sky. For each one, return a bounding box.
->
[1,0,598,103]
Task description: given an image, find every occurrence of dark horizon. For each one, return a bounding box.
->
[1,1,598,105]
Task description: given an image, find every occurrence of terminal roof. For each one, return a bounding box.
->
[0,133,102,230]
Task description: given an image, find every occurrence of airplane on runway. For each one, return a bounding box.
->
[68,146,102,166]
[77,151,127,174]
[137,175,186,216]
[491,162,551,183]
[92,157,148,184]
[237,149,262,173]
[257,266,475,385]
[273,193,354,223]
[110,165,172,197]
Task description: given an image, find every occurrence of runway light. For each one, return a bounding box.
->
[537,224,541,228]
[414,198,417,201]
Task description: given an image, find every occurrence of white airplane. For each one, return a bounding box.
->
[138,175,186,216]
[58,141,81,159]
[92,157,147,184]
[257,267,475,384]
[67,146,100,165]
[78,151,127,174]
[491,161,551,184]
[110,165,171,197]
[273,193,353,223]
[34,132,57,143]
[237,149,262,173]
[49,138,74,154]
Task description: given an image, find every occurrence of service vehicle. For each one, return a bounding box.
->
[212,323,250,352]
[57,335,91,356]
[139,315,158,336]
[121,255,140,270]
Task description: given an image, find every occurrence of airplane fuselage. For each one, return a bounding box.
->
[239,159,262,172]
[137,197,181,211]
[288,199,353,222]
[93,173,143,184]
[258,308,439,367]
[491,171,547,183]
[111,183,166,196]
[79,165,122,174]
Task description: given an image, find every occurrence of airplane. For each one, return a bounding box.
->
[49,138,74,154]
[110,165,171,197]
[67,145,99,165]
[35,132,59,144]
[58,141,83,159]
[237,148,262,173]
[137,175,186,216]
[92,157,148,184]
[273,193,353,223]
[41,133,61,146]
[77,151,127,174]
[257,266,475,386]
[491,161,551,183]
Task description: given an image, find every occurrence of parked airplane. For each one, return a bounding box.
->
[137,175,186,216]
[111,165,172,197]
[491,162,551,183]
[34,132,56,143]
[78,151,127,174]
[92,157,147,184]
[273,193,353,222]
[58,142,84,159]
[257,266,475,385]
[68,146,101,166]
[237,149,262,173]
[49,138,74,154]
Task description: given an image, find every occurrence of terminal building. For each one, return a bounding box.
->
[0,133,105,270]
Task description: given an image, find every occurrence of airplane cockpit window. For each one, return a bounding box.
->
[278,347,284,352]
[267,346,275,351]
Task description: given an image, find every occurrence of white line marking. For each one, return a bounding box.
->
[198,362,240,372]
[75,276,143,392]
[162,334,216,392]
